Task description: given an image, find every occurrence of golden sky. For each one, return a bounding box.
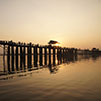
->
[0,0,101,49]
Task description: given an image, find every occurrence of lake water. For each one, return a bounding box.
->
[0,55,101,101]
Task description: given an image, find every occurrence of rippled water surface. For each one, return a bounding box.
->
[0,56,101,101]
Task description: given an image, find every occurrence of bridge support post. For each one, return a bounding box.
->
[39,47,43,66]
[27,46,32,68]
[44,47,47,65]
[63,48,65,63]
[29,44,32,68]
[3,45,6,72]
[7,45,10,72]
[16,46,18,70]
[49,46,51,66]
[57,48,60,64]
[23,46,26,68]
[60,48,62,64]
[20,46,22,69]
[11,45,14,71]
[53,48,56,65]
[34,46,38,67]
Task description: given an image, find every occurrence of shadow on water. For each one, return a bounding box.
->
[0,52,101,80]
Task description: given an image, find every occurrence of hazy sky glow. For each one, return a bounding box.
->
[0,0,101,49]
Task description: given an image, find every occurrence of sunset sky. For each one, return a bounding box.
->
[0,0,101,49]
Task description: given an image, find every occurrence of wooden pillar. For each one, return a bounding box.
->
[57,48,60,64]
[20,46,22,69]
[7,45,10,72]
[11,45,14,71]
[34,46,38,67]
[75,49,77,55]
[60,48,62,64]
[68,49,73,61]
[27,46,32,68]
[49,46,51,66]
[3,45,6,72]
[16,46,18,70]
[66,48,69,61]
[23,46,26,67]
[53,48,56,65]
[63,48,65,63]
[39,47,43,66]
[57,48,59,59]
[33,47,34,66]
[27,46,29,68]
[44,47,47,65]
[29,45,32,68]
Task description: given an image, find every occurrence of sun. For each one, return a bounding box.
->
[54,43,60,47]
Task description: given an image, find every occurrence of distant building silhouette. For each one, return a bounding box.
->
[48,40,59,45]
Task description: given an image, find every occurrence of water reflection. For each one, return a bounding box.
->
[0,54,101,79]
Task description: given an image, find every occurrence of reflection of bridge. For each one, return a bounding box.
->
[0,40,101,76]
[0,52,100,80]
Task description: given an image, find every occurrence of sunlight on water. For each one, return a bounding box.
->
[55,59,58,64]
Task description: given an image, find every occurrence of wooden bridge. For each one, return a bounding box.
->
[0,40,78,72]
[0,40,100,73]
